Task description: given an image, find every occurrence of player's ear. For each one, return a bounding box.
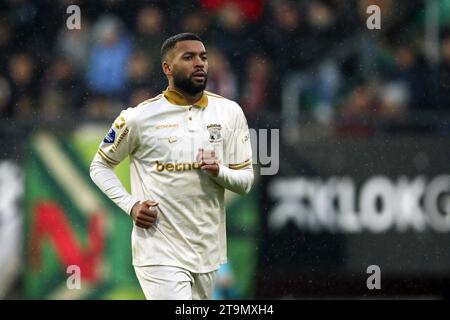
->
[162,61,172,76]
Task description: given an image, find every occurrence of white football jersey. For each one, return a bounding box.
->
[94,89,252,273]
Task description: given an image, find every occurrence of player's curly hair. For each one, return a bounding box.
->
[160,33,203,62]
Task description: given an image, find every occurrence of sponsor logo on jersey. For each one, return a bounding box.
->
[111,127,129,152]
[156,161,201,172]
[207,124,222,142]
[156,123,179,129]
[103,128,116,143]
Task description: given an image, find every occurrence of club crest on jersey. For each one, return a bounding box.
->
[103,127,116,143]
[207,124,222,142]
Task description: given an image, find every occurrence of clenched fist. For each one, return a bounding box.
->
[197,148,220,177]
[131,200,159,229]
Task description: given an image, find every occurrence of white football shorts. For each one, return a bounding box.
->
[134,265,217,300]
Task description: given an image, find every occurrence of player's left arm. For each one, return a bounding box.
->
[199,104,254,195]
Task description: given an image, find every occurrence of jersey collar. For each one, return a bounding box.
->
[163,88,208,108]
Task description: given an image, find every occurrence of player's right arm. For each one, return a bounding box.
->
[89,108,158,227]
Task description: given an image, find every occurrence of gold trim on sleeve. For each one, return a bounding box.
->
[98,149,120,166]
[228,159,252,170]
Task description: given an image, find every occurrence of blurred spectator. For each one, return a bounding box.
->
[40,91,65,120]
[0,76,12,116]
[214,3,251,77]
[268,1,339,126]
[128,88,155,110]
[41,56,83,119]
[281,60,341,128]
[180,10,211,43]
[55,19,92,73]
[0,16,13,75]
[126,50,159,107]
[134,6,165,55]
[7,52,38,119]
[205,47,237,100]
[278,0,341,124]
[200,0,265,22]
[80,0,138,28]
[127,50,153,88]
[83,95,122,120]
[86,15,132,99]
[265,1,307,73]
[241,54,271,121]
[4,0,57,57]
[340,84,378,118]
[335,84,378,136]
[133,6,166,85]
[6,0,38,44]
[378,81,409,119]
[383,42,435,111]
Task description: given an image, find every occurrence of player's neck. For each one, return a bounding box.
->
[168,84,203,105]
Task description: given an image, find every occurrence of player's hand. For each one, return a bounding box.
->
[197,148,220,177]
[131,200,159,229]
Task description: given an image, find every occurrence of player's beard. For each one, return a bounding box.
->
[173,70,207,95]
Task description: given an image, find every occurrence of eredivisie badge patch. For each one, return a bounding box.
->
[103,127,116,143]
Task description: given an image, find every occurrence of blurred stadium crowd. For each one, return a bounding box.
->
[0,0,449,136]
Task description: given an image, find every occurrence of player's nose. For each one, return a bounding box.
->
[194,55,205,68]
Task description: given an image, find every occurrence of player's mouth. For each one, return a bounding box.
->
[192,71,206,81]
